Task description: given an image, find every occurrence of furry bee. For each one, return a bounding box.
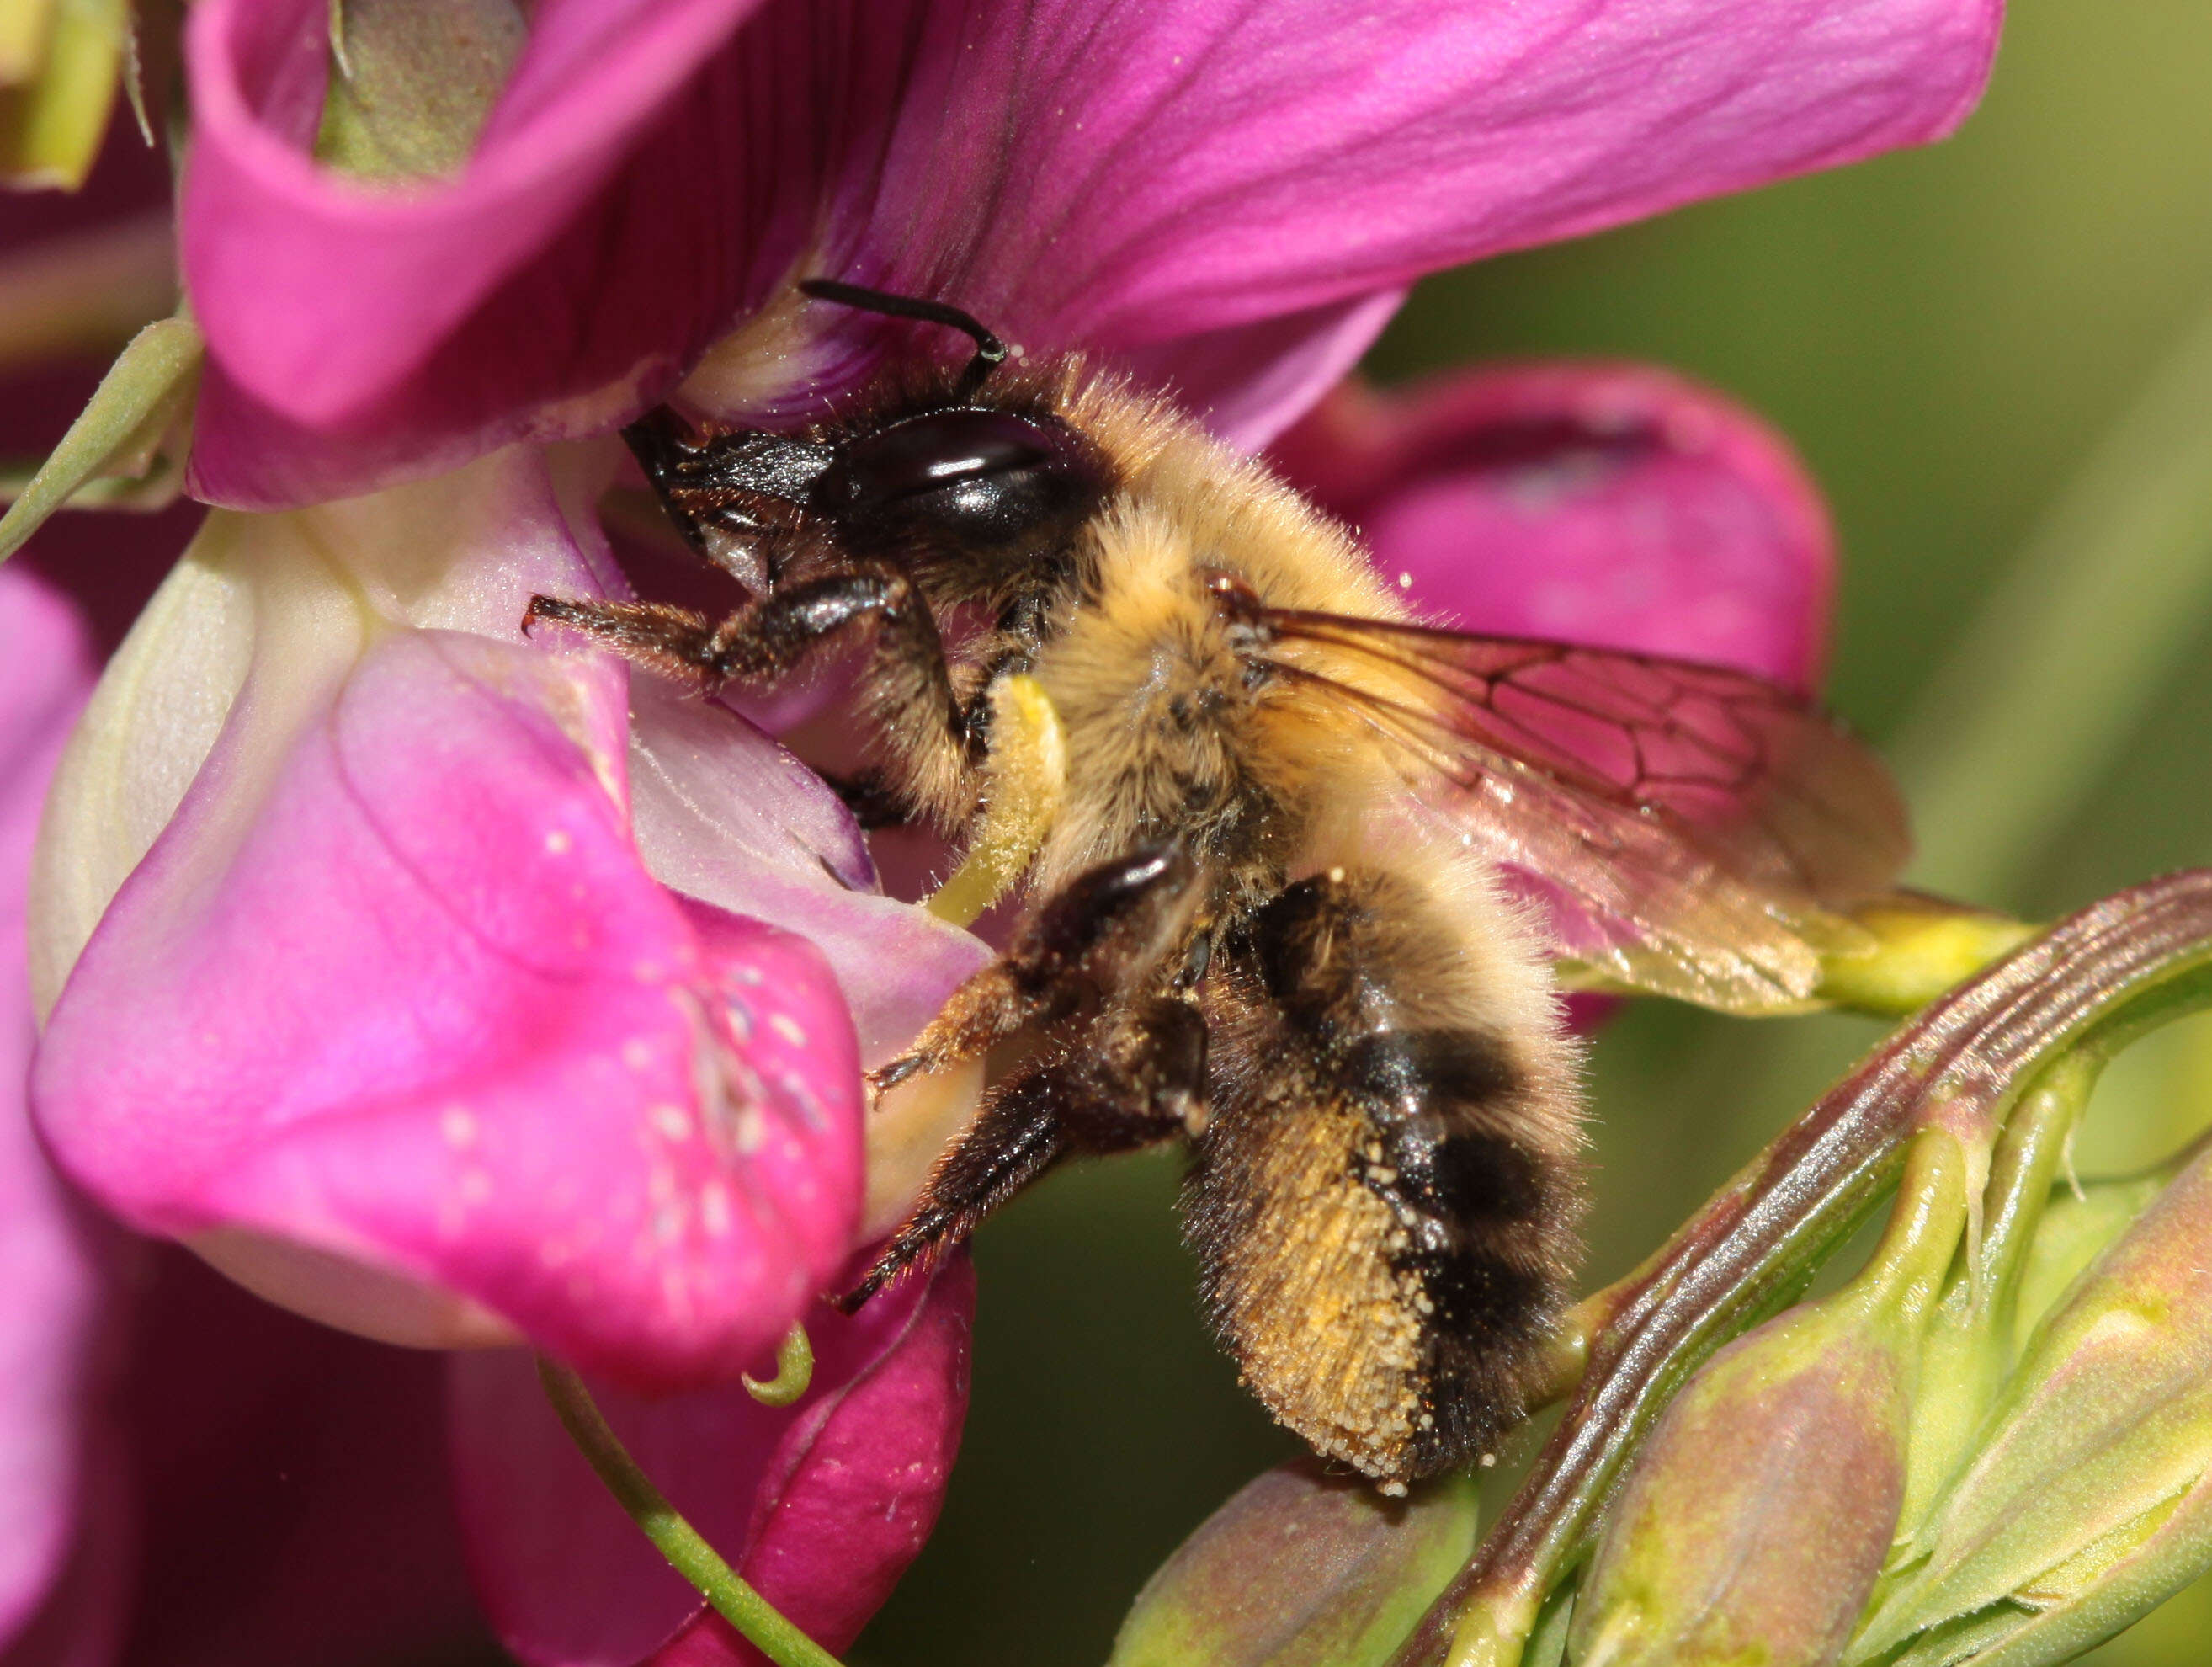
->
[526,280,1910,1491]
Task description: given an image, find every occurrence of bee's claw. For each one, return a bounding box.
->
[869,1053,928,1097]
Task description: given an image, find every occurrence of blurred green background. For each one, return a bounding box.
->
[857,1,2212,1662]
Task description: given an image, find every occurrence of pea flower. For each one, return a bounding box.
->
[10,0,2001,1659]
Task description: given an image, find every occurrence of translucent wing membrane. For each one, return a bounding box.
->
[1260,611,1912,1011]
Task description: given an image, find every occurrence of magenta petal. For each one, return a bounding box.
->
[114,1249,487,1667]
[183,0,764,424]
[450,1254,974,1667]
[35,626,861,1387]
[185,0,1998,506]
[845,0,2000,356]
[1269,369,1836,691]
[0,570,112,1660]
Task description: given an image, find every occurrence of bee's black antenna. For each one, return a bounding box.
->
[798,278,1009,400]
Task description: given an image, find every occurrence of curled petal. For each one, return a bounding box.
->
[1269,367,1836,691]
[450,1255,973,1667]
[185,0,2000,504]
[31,448,901,1382]
[37,620,862,1385]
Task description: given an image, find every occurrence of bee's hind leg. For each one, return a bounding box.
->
[839,993,1207,1309]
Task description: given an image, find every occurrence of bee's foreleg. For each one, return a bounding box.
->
[839,994,1207,1310]
[872,841,1202,1092]
[524,564,956,702]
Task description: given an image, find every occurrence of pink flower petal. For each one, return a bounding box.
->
[0,570,113,1660]
[1268,368,1836,691]
[184,0,2000,505]
[450,1254,973,1667]
[35,620,862,1388]
[1119,290,1407,454]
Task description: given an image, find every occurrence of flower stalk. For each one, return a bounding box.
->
[534,1355,847,1667]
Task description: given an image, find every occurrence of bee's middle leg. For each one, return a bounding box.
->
[839,993,1207,1308]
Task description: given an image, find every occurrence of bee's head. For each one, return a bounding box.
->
[810,405,1110,579]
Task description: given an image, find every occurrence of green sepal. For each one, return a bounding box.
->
[314,0,522,181]
[1850,1141,2212,1664]
[0,312,200,562]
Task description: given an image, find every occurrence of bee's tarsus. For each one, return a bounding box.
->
[871,1054,925,1093]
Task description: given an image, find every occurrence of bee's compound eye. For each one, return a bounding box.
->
[817,409,1104,560]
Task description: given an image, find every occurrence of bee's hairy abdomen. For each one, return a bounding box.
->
[1187,853,1584,1489]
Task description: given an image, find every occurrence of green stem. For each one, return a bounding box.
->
[534,1355,847,1667]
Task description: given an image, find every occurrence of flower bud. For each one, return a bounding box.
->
[1569,1298,1910,1667]
[1572,1129,1975,1667]
[1109,1458,1478,1667]
[1849,1142,2212,1666]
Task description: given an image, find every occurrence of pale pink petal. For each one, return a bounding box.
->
[450,1254,973,1667]
[1269,368,1835,691]
[0,569,114,1661]
[35,624,861,1387]
[184,0,2000,505]
[625,678,989,1066]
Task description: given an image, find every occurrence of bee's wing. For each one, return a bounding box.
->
[1259,610,1912,1011]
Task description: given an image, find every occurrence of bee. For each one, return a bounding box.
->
[526,280,1911,1492]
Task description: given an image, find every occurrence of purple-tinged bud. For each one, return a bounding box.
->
[1571,1129,1975,1667]
[1849,1140,2212,1666]
[1109,1459,1478,1667]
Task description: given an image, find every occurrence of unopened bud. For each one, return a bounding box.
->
[1571,1300,1910,1667]
[1573,1129,1975,1667]
[1109,1458,1478,1667]
[1850,1142,2212,1666]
